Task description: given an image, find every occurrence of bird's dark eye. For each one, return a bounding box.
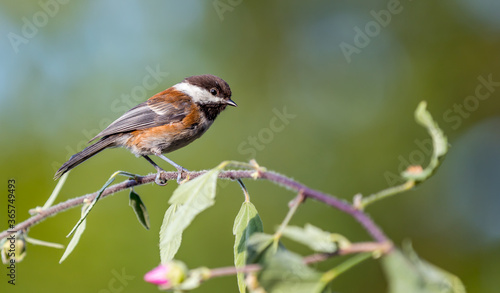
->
[210,88,218,96]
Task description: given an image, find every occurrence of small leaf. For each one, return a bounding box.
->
[258,250,329,293]
[67,176,115,237]
[25,236,64,249]
[281,224,338,253]
[61,204,93,263]
[159,204,182,263]
[233,202,264,293]
[60,218,86,263]
[43,171,69,209]
[168,167,221,205]
[67,170,139,237]
[129,190,150,230]
[403,101,448,182]
[246,233,276,265]
[382,244,466,293]
[414,101,447,159]
[160,167,222,263]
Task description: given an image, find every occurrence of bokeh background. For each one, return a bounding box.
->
[1,1,500,292]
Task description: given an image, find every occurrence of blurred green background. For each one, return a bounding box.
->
[1,1,500,292]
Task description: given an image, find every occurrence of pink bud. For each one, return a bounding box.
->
[144,261,188,288]
[144,264,170,285]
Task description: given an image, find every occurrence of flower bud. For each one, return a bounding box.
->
[144,260,187,288]
[1,233,27,264]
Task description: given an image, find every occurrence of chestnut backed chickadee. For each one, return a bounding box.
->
[54,74,236,184]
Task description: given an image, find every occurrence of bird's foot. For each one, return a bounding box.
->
[176,167,190,184]
[155,171,168,186]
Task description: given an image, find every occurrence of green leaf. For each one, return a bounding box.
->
[258,250,329,293]
[168,167,221,205]
[60,216,86,263]
[246,233,277,265]
[414,101,448,159]
[67,170,138,237]
[25,236,64,249]
[159,204,182,263]
[382,244,466,293]
[159,167,222,263]
[233,202,264,293]
[403,101,448,182]
[281,224,338,253]
[128,190,150,230]
[66,176,115,237]
[361,102,450,208]
[43,171,69,209]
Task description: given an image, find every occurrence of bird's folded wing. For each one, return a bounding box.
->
[89,90,192,142]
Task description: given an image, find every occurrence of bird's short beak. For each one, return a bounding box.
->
[226,99,237,107]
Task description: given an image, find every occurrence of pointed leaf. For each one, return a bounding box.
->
[25,236,64,249]
[160,167,222,262]
[246,233,276,265]
[60,218,86,263]
[67,170,139,237]
[382,245,466,293]
[281,224,338,253]
[159,204,182,263]
[233,202,264,293]
[67,176,115,237]
[414,101,447,159]
[43,171,69,209]
[129,190,150,230]
[168,167,221,205]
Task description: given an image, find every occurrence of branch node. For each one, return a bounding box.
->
[353,193,363,210]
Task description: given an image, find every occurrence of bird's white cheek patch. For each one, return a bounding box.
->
[174,82,222,104]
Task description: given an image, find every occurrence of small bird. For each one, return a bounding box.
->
[54,74,236,184]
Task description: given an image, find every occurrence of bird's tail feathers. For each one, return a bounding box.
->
[54,137,115,180]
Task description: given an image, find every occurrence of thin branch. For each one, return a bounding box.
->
[208,241,389,279]
[302,241,392,264]
[258,171,389,243]
[209,263,261,278]
[274,192,305,240]
[360,179,416,209]
[320,252,373,284]
[0,170,389,244]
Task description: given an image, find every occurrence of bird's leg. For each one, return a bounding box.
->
[155,154,189,184]
[142,155,168,186]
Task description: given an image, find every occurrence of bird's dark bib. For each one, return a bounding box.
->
[199,104,226,121]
